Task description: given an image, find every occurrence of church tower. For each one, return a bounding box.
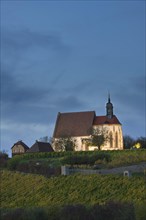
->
[106,93,113,119]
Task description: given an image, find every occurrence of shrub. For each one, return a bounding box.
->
[90,201,135,220]
[135,203,146,220]
[0,208,48,220]
[61,152,111,165]
[25,208,48,220]
[7,156,21,170]
[16,161,61,177]
[0,203,136,220]
[59,204,89,220]
[0,152,9,168]
[0,208,25,220]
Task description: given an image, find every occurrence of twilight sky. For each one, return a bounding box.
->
[1,0,145,156]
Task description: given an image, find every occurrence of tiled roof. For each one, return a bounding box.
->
[27,141,54,153]
[11,140,29,150]
[93,115,121,125]
[53,111,96,138]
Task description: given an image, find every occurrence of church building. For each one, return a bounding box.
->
[53,96,123,151]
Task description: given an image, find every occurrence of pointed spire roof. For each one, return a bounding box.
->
[106,93,113,118]
[108,92,111,103]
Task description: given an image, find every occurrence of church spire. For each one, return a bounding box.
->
[106,93,113,119]
[108,92,111,103]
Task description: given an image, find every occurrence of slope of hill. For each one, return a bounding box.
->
[1,149,146,220]
[1,170,145,209]
[7,149,146,175]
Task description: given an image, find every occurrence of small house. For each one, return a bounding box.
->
[27,141,54,153]
[11,140,29,157]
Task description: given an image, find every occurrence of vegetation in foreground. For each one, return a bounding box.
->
[1,170,146,219]
[1,170,146,208]
[3,149,145,176]
[1,202,141,220]
[1,149,146,220]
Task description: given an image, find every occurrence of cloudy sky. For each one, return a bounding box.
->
[1,0,145,156]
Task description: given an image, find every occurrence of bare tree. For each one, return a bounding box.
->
[123,135,135,149]
[135,136,146,149]
[52,136,77,151]
[87,127,109,150]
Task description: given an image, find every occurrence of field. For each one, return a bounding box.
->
[1,149,146,219]
[1,170,146,208]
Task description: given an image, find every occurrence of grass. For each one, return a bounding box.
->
[7,149,146,171]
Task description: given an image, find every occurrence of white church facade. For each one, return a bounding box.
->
[53,96,123,151]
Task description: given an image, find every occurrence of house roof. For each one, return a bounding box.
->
[93,115,121,125]
[27,141,54,153]
[53,111,96,138]
[11,140,29,150]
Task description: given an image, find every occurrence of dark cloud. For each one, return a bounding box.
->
[1,27,70,81]
[132,75,145,92]
[1,65,86,126]
[55,95,86,112]
[2,102,53,125]
[111,75,145,133]
[1,93,85,127]
[1,26,72,125]
[1,69,49,104]
[1,27,67,52]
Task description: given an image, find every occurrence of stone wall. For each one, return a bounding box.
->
[61,163,146,176]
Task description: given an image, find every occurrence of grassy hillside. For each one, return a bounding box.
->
[7,150,146,174]
[1,150,146,219]
[1,170,145,209]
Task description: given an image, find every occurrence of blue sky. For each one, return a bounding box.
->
[1,0,145,156]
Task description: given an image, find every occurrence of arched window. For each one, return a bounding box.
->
[109,132,113,148]
[115,132,118,148]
